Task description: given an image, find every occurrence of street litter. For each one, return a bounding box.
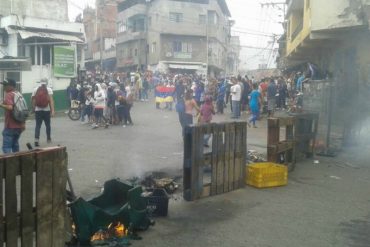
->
[330,175,341,180]
[247,150,266,163]
[314,160,320,164]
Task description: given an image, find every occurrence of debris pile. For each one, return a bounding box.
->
[247,150,266,163]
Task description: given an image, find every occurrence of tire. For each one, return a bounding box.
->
[68,108,81,121]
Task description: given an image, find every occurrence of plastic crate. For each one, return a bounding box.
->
[144,189,169,217]
[246,162,288,188]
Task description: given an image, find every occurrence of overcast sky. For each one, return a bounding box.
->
[68,0,284,70]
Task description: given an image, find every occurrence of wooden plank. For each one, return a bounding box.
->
[183,126,193,201]
[189,125,202,201]
[52,148,68,247]
[21,153,36,247]
[279,117,295,126]
[228,123,235,191]
[196,126,205,200]
[36,150,54,247]
[267,118,280,146]
[240,122,247,187]
[0,158,4,246]
[216,125,225,194]
[5,156,20,247]
[233,123,242,189]
[210,124,219,196]
[223,124,231,193]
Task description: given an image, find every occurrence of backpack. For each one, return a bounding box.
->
[34,86,49,108]
[12,92,29,123]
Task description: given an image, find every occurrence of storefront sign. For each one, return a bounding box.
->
[174,52,192,59]
[53,46,76,77]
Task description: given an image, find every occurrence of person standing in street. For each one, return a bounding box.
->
[32,78,55,147]
[267,78,277,117]
[230,77,242,119]
[0,78,26,153]
[248,84,262,128]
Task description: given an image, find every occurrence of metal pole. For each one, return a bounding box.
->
[326,81,333,151]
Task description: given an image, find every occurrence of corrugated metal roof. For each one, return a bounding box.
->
[17,29,84,43]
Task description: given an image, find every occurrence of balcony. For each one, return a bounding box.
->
[117,31,146,44]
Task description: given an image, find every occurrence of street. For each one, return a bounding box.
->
[17,100,370,247]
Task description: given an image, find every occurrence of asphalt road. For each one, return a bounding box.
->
[14,100,370,247]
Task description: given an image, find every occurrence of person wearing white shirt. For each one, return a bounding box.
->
[230,77,241,119]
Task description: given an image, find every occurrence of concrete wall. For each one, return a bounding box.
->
[311,0,365,31]
[159,34,207,63]
[0,0,68,22]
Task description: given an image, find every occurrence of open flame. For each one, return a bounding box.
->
[90,221,128,242]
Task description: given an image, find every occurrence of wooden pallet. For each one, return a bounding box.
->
[183,122,247,201]
[267,117,296,171]
[0,147,68,247]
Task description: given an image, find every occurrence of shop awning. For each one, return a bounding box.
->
[17,29,84,43]
[168,64,200,70]
[0,57,31,71]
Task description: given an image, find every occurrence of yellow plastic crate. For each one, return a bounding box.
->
[246,162,288,188]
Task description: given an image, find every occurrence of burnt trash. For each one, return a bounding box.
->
[141,175,178,194]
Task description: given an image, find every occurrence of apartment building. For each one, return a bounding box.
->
[83,0,119,72]
[0,0,85,111]
[116,0,232,76]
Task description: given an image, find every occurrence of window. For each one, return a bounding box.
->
[127,15,146,32]
[118,21,127,33]
[152,42,156,53]
[134,48,138,56]
[199,14,206,24]
[173,41,182,52]
[169,12,183,23]
[173,41,192,53]
[129,48,133,57]
[208,11,218,25]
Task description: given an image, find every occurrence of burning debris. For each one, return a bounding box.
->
[90,222,130,246]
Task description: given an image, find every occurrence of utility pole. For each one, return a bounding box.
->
[260,2,287,20]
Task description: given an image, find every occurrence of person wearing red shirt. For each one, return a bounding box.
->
[0,78,25,153]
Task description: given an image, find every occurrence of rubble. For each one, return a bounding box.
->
[247,150,266,163]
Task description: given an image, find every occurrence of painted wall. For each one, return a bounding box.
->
[311,0,365,31]
[286,0,311,56]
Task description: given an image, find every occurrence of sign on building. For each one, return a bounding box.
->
[53,46,76,77]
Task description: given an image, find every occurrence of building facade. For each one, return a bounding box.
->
[279,0,370,143]
[116,0,232,76]
[83,0,119,72]
[0,0,85,110]
[226,36,241,76]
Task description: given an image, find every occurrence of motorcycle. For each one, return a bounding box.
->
[68,100,81,121]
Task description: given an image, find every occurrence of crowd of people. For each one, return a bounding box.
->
[66,70,309,134]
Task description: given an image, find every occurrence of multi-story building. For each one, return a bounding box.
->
[226,36,241,76]
[83,0,119,72]
[116,0,232,76]
[0,0,85,110]
[279,0,370,143]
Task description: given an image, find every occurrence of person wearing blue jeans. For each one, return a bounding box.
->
[2,128,22,153]
[0,78,25,153]
[32,78,55,147]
